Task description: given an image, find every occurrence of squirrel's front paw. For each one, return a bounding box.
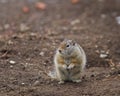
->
[62,64,67,69]
[67,64,75,69]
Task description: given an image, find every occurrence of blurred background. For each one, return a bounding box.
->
[0,0,120,96]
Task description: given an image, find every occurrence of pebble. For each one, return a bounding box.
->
[10,65,13,68]
[95,45,98,48]
[8,40,14,45]
[20,23,30,32]
[9,60,16,64]
[30,33,37,36]
[106,50,109,55]
[99,50,109,58]
[21,82,25,85]
[100,53,108,58]
[70,19,80,25]
[33,80,39,86]
[116,16,120,25]
[105,74,110,78]
[39,52,44,56]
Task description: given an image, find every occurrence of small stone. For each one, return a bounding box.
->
[111,67,115,70]
[95,45,98,48]
[116,16,120,25]
[20,23,30,32]
[43,62,47,66]
[4,24,10,29]
[105,74,110,78]
[10,65,13,68]
[30,33,37,36]
[106,50,109,55]
[70,19,80,25]
[33,80,39,86]
[39,52,44,56]
[9,60,16,64]
[100,53,108,58]
[21,82,25,85]
[7,40,14,45]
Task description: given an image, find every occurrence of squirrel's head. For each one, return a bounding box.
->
[57,39,76,57]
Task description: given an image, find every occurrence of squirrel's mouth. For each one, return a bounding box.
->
[63,51,72,57]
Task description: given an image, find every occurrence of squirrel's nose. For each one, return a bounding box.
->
[58,50,62,53]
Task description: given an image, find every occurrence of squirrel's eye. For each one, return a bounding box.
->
[59,50,62,53]
[66,45,69,47]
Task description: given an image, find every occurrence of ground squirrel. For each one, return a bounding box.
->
[49,39,86,84]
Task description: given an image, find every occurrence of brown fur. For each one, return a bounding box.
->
[59,42,66,50]
[56,55,65,65]
[71,57,82,66]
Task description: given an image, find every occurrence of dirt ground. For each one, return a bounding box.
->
[0,0,120,96]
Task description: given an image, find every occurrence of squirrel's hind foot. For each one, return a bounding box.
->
[58,80,65,84]
[72,79,82,83]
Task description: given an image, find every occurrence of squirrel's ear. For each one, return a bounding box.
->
[72,40,76,46]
